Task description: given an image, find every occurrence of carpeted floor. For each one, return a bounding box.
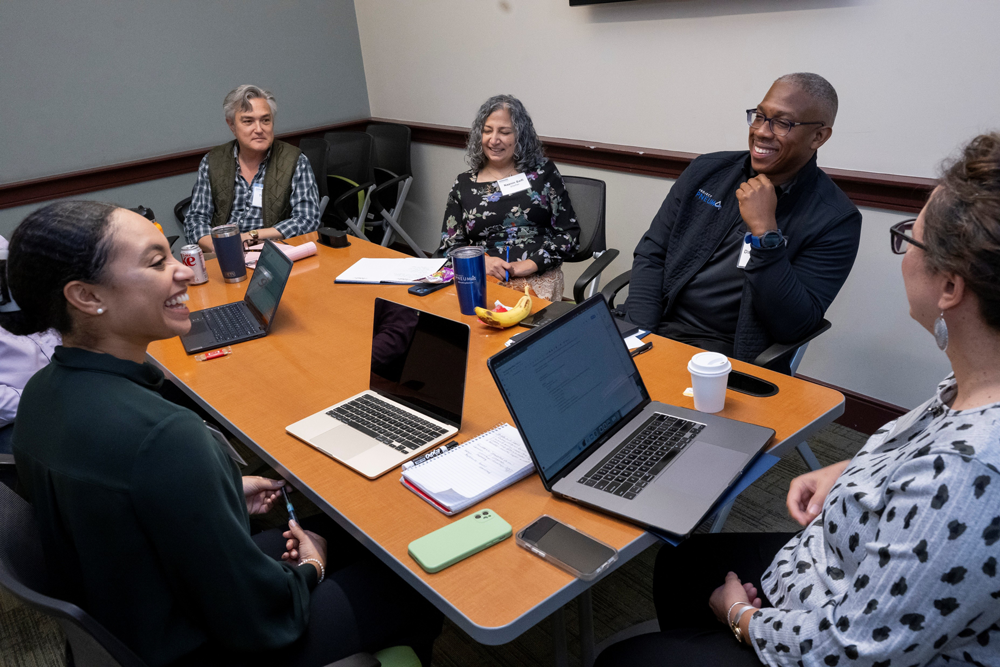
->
[0,423,867,667]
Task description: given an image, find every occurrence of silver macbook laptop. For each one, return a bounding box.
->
[286,298,470,479]
[487,296,774,538]
[181,240,293,354]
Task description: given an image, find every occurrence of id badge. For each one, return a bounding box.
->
[251,183,264,208]
[497,173,530,196]
[737,240,752,269]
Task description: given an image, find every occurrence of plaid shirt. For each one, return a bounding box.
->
[183,145,320,244]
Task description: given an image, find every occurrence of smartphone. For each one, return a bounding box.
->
[408,508,511,573]
[408,281,452,297]
[516,515,618,581]
[727,369,779,397]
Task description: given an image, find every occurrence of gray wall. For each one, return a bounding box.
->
[0,0,370,184]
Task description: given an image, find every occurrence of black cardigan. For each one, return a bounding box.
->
[625,151,862,366]
[13,347,316,666]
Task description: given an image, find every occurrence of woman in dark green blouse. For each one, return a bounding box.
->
[437,94,580,301]
[3,202,440,666]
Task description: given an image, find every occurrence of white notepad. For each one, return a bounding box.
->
[400,424,533,515]
[335,257,446,284]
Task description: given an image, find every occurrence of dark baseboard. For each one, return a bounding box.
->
[2,117,934,213]
[797,374,907,435]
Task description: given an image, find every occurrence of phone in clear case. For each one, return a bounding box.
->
[516,515,618,581]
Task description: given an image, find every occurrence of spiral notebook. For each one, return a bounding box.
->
[400,424,533,515]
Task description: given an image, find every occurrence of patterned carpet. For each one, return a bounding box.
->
[0,423,868,667]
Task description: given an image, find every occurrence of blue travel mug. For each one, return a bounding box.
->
[449,246,487,316]
[211,224,247,283]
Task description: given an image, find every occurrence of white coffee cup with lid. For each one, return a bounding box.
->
[687,352,732,413]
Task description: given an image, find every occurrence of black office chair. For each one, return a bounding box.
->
[322,131,377,239]
[561,175,619,303]
[173,197,192,227]
[364,124,425,257]
[0,483,399,667]
[297,137,331,219]
[601,271,829,475]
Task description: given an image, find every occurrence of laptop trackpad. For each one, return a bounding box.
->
[188,316,210,336]
[312,425,373,460]
[660,441,746,502]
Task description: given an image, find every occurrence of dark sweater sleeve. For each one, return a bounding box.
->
[625,182,683,330]
[131,413,314,652]
[743,206,861,344]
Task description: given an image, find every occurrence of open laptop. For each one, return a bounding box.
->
[181,240,294,354]
[487,295,774,538]
[286,298,470,479]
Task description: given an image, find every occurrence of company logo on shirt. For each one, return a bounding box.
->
[695,189,722,210]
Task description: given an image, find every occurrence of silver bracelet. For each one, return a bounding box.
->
[298,557,325,584]
[727,601,750,626]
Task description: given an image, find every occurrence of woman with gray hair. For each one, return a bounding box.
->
[437,95,580,301]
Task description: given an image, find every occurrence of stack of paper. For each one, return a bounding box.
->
[335,258,447,284]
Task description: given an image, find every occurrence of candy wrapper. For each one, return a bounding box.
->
[421,267,454,284]
[195,347,232,361]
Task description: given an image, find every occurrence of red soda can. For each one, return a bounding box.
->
[180,245,209,285]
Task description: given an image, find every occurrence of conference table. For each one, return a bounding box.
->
[146,235,844,663]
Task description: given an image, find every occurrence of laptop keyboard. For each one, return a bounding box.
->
[326,394,448,455]
[205,303,259,341]
[578,413,705,500]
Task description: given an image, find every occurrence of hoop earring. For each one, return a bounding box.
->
[96,308,105,315]
[934,311,948,351]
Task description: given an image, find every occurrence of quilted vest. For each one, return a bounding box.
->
[206,139,301,229]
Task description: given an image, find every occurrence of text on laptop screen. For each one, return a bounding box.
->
[245,244,291,328]
[370,299,469,427]
[493,300,645,482]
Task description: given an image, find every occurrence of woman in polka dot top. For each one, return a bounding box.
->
[595,135,1000,667]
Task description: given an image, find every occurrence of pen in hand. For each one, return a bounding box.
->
[505,246,510,282]
[281,487,298,524]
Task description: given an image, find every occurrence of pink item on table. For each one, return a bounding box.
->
[244,242,317,268]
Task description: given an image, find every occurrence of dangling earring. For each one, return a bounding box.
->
[934,311,948,351]
[96,308,105,315]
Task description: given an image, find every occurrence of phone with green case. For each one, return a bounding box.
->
[408,509,511,573]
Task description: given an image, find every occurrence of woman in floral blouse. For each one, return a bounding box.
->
[437,95,580,301]
[596,134,1000,666]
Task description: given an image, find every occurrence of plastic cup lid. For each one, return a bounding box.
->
[688,351,732,376]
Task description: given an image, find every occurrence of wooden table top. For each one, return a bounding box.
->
[147,235,843,640]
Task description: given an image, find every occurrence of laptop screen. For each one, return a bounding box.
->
[369,298,470,427]
[245,241,294,330]
[489,298,648,484]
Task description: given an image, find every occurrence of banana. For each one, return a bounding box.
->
[475,287,532,328]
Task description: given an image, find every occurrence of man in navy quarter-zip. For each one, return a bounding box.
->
[624,73,861,373]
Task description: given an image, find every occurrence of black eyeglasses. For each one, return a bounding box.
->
[889,218,928,254]
[746,109,824,137]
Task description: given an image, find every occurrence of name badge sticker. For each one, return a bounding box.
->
[251,183,264,208]
[737,239,752,269]
[497,173,530,196]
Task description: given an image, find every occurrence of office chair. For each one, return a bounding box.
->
[0,483,413,667]
[561,176,619,303]
[364,123,426,257]
[173,196,192,227]
[297,137,331,218]
[601,271,829,477]
[322,131,377,240]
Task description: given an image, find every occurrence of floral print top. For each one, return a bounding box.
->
[437,159,580,272]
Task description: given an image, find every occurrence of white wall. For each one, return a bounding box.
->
[356,0,1000,179]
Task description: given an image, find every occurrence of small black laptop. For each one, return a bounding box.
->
[488,296,774,538]
[180,240,294,354]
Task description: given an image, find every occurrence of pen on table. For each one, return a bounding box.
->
[630,341,653,358]
[505,246,510,282]
[281,487,298,524]
[402,440,457,470]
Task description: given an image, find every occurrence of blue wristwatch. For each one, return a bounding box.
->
[747,229,784,249]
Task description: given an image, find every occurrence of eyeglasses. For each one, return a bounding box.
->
[746,110,824,137]
[889,218,928,255]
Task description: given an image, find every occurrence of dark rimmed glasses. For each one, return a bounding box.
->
[889,218,927,254]
[746,109,824,137]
